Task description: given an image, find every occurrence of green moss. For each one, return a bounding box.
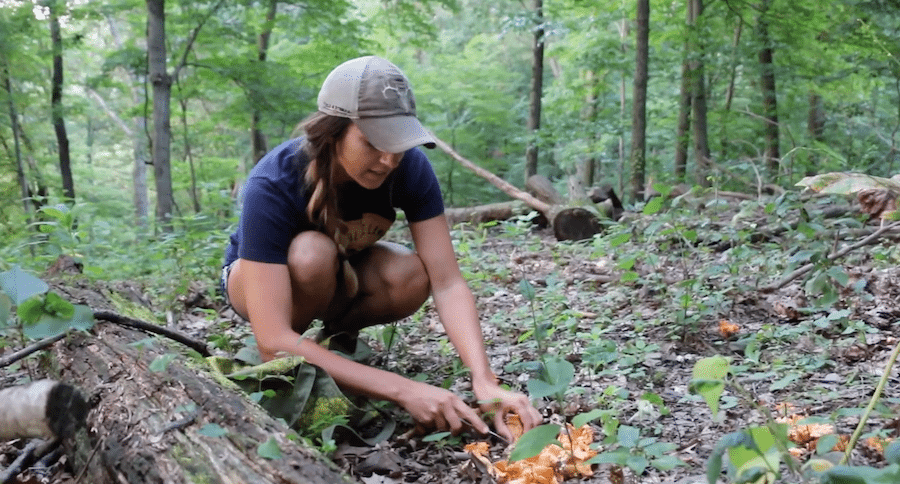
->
[104,289,160,323]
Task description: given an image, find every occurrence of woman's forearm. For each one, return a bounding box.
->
[431,281,496,386]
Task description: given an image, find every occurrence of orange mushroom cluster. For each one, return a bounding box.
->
[464,415,597,484]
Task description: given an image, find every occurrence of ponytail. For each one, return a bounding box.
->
[298,113,359,298]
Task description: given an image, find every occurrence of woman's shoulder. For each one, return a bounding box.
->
[248,138,308,185]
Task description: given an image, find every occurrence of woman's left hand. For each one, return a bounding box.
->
[473,381,543,443]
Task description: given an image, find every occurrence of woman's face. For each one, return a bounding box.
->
[334,123,404,190]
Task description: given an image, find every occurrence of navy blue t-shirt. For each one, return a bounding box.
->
[224,137,444,267]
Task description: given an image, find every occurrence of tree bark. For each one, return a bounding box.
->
[525,0,544,182]
[104,15,150,226]
[52,323,351,484]
[688,0,711,188]
[147,0,174,230]
[1,50,31,220]
[757,0,780,176]
[630,0,650,201]
[251,0,278,165]
[445,201,531,226]
[47,0,74,202]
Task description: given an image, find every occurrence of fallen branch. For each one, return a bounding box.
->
[760,220,900,293]
[93,310,210,357]
[0,311,210,369]
[0,333,67,368]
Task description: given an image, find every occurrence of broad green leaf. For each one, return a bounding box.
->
[585,448,629,466]
[149,353,177,373]
[651,454,685,471]
[0,266,49,305]
[508,424,561,462]
[257,437,282,460]
[43,292,74,319]
[572,408,605,428]
[626,454,649,474]
[886,440,900,465]
[707,431,751,484]
[690,356,730,415]
[518,278,535,301]
[69,305,95,331]
[17,298,45,325]
[643,196,663,215]
[198,423,228,437]
[617,425,640,448]
[422,431,451,442]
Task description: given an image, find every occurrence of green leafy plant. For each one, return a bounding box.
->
[0,265,94,342]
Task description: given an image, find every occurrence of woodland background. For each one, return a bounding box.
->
[2,0,900,483]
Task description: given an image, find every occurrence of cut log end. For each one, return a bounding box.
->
[0,380,87,441]
[552,207,604,241]
[46,382,89,439]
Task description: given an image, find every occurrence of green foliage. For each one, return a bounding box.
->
[587,424,684,475]
[0,266,94,341]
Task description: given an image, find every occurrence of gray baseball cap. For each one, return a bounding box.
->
[317,56,436,153]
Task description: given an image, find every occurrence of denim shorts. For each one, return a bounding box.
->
[220,261,237,308]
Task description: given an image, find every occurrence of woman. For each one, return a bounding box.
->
[223,56,541,442]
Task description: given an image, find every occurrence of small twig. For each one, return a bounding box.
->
[94,311,210,357]
[760,220,900,293]
[0,333,67,368]
[0,439,41,484]
[841,337,900,465]
[72,437,102,484]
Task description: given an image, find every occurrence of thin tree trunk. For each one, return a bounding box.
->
[147,0,174,230]
[719,23,743,162]
[630,0,649,201]
[573,70,597,193]
[105,15,150,226]
[674,61,691,181]
[47,0,74,202]
[1,53,31,220]
[687,0,710,187]
[251,0,278,165]
[757,0,780,176]
[525,0,544,182]
[179,95,201,213]
[617,18,629,198]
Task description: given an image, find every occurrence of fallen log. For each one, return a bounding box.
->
[433,136,610,241]
[444,201,533,226]
[52,323,351,484]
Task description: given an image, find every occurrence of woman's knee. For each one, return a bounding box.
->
[287,231,340,285]
[372,246,430,314]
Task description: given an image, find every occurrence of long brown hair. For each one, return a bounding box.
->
[297,112,359,298]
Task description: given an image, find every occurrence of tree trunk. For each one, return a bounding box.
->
[48,0,74,202]
[719,23,743,162]
[630,0,649,201]
[674,58,691,182]
[688,0,711,188]
[1,51,31,220]
[574,69,597,191]
[147,0,174,230]
[251,0,278,165]
[525,0,544,182]
[757,0,780,176]
[445,201,531,226]
[104,14,150,226]
[52,323,351,484]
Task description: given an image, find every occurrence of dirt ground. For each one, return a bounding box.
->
[3,208,900,484]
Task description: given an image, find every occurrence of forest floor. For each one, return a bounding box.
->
[3,192,900,484]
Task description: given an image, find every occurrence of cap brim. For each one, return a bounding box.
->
[354,116,436,153]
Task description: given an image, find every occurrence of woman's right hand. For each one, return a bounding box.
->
[397,381,489,436]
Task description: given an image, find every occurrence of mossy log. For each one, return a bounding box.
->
[52,322,352,484]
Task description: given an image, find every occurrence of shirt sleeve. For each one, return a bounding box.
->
[395,149,445,222]
[237,177,305,265]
